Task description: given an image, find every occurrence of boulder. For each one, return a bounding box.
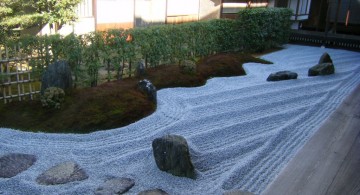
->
[36,161,88,185]
[138,189,169,195]
[95,177,135,195]
[318,52,333,64]
[135,61,146,77]
[152,135,195,179]
[267,71,298,81]
[0,153,37,178]
[138,79,157,104]
[41,60,72,94]
[308,63,335,76]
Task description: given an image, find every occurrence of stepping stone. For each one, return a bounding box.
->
[95,177,135,195]
[0,153,37,178]
[138,189,169,195]
[267,71,298,81]
[36,161,88,185]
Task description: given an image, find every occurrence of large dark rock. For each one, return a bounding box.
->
[152,135,195,179]
[138,79,157,104]
[308,63,335,76]
[267,71,298,81]
[138,189,169,195]
[318,52,333,64]
[36,161,88,185]
[41,60,72,94]
[95,177,135,195]
[0,153,37,178]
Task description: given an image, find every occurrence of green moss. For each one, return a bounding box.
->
[0,52,273,133]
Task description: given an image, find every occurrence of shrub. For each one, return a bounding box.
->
[179,60,196,75]
[237,8,293,52]
[41,87,65,109]
[3,8,292,88]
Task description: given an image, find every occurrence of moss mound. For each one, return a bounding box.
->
[0,52,271,133]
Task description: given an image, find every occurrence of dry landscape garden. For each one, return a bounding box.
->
[0,8,285,133]
[1,5,360,195]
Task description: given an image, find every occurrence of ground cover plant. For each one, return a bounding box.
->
[0,53,272,133]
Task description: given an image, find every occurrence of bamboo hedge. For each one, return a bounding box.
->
[0,8,292,88]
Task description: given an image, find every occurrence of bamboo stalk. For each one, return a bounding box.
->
[6,63,11,103]
[16,63,21,101]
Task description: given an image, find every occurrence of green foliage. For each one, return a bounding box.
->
[82,32,104,87]
[41,87,65,109]
[1,7,291,88]
[237,8,293,52]
[62,33,84,88]
[36,0,82,28]
[0,0,81,43]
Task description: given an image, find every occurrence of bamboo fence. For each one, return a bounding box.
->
[0,45,41,104]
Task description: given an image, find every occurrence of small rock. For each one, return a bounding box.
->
[152,134,195,179]
[318,52,333,64]
[266,71,298,81]
[138,79,157,104]
[95,177,135,195]
[308,63,335,76]
[36,161,88,185]
[0,153,37,178]
[138,189,169,195]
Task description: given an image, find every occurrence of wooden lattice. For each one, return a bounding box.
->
[0,46,41,104]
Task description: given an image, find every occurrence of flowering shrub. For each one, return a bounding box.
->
[41,87,65,109]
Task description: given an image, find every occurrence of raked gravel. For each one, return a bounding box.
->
[1,44,360,195]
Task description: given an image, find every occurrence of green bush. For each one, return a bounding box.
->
[41,87,65,109]
[3,7,292,87]
[237,8,293,52]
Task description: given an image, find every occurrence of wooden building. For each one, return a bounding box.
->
[36,0,222,35]
[38,0,360,36]
[301,0,360,35]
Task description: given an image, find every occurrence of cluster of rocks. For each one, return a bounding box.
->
[267,52,335,82]
[0,153,168,194]
[1,131,259,194]
[0,134,193,194]
[41,60,159,106]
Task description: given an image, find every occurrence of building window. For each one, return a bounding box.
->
[77,0,93,18]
